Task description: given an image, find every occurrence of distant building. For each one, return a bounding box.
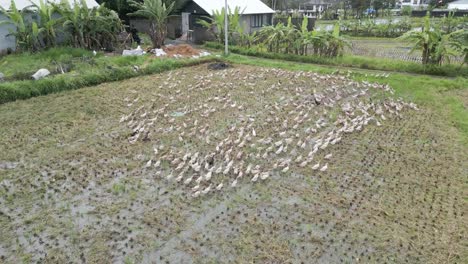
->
[299,0,334,18]
[179,0,275,43]
[448,0,468,10]
[399,0,430,9]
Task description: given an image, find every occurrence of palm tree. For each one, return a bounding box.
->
[128,0,175,48]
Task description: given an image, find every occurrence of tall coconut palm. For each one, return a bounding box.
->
[128,0,175,48]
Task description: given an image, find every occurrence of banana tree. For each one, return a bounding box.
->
[56,0,87,48]
[25,0,58,47]
[448,29,468,66]
[258,23,286,53]
[197,6,244,44]
[0,0,29,50]
[399,15,449,65]
[128,0,175,48]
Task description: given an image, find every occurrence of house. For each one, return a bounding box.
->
[299,0,333,18]
[448,0,468,10]
[179,0,275,43]
[0,0,99,53]
[398,0,430,9]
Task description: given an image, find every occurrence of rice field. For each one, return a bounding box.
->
[347,38,464,64]
[0,64,466,263]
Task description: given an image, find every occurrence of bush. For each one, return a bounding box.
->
[340,18,412,38]
[402,6,412,16]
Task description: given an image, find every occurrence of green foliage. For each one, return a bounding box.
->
[399,15,461,65]
[0,1,32,51]
[340,18,412,37]
[0,0,122,52]
[56,0,123,50]
[197,6,244,44]
[96,0,184,22]
[257,19,348,58]
[401,6,412,16]
[449,29,468,66]
[128,0,175,48]
[26,0,58,48]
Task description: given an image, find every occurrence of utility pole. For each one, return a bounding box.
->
[224,0,229,55]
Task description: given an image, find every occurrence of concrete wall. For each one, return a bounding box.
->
[0,14,17,54]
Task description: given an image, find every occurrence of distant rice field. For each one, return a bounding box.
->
[346,38,464,64]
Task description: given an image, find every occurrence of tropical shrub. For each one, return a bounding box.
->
[401,6,412,16]
[399,15,461,65]
[56,0,122,50]
[0,0,39,51]
[257,17,347,58]
[0,0,122,52]
[128,0,175,48]
[340,18,412,37]
[197,6,244,44]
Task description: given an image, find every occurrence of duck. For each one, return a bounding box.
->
[320,163,328,172]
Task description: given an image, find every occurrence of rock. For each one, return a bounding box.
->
[32,69,50,80]
[0,72,4,81]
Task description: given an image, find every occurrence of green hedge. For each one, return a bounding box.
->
[0,57,218,104]
[204,42,468,78]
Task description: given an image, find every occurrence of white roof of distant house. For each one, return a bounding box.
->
[193,0,275,15]
[0,0,99,10]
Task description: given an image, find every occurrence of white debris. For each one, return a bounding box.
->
[152,49,167,57]
[123,46,145,56]
[199,51,211,57]
[32,69,50,80]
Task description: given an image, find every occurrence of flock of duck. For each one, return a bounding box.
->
[120,67,418,198]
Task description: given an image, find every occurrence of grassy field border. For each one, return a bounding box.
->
[204,42,468,78]
[0,56,219,104]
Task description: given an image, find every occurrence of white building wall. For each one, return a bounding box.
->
[448,3,468,10]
